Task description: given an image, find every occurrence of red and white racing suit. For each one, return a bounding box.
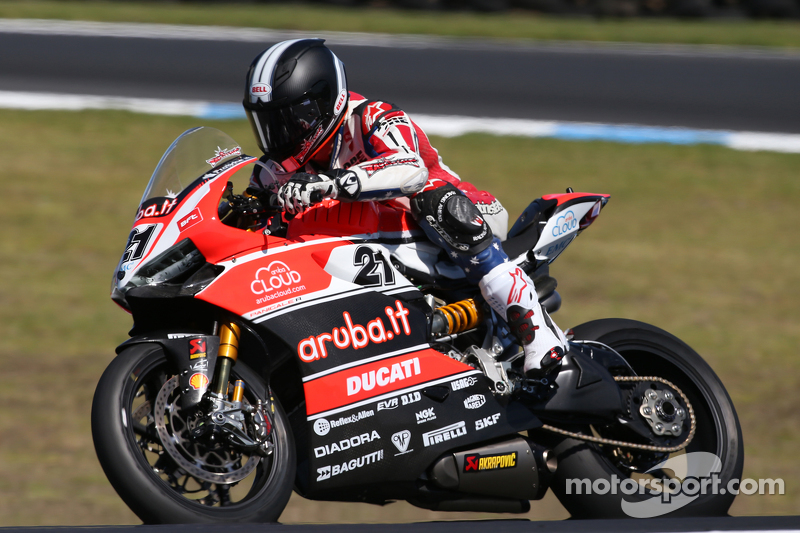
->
[251,92,566,375]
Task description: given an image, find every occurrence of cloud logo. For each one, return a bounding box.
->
[552,210,578,237]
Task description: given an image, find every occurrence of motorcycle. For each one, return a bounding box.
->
[92,126,743,523]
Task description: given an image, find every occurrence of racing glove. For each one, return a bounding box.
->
[277,170,361,214]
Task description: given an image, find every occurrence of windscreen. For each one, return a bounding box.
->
[141,127,244,204]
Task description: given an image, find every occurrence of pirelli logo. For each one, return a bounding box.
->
[464,452,517,473]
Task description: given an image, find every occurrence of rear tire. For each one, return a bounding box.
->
[543,319,743,518]
[91,343,295,523]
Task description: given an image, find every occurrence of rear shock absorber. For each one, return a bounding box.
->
[432,298,484,336]
[211,321,241,397]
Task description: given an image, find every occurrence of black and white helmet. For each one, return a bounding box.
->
[243,39,348,167]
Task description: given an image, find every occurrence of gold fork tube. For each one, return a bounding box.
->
[212,322,240,396]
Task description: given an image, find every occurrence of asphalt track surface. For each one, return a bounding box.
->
[2,25,800,133]
[0,516,798,533]
[1,21,799,532]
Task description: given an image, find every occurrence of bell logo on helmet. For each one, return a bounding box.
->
[251,83,272,98]
[334,90,348,115]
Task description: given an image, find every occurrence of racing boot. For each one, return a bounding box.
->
[478,262,568,378]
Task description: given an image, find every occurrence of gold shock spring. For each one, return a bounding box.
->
[437,298,483,335]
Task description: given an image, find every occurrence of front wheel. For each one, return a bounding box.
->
[543,319,743,518]
[91,343,296,523]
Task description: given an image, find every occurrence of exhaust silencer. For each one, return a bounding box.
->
[429,437,554,501]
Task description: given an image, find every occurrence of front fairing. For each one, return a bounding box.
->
[111,127,259,309]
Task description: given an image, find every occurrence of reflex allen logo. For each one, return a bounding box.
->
[297,301,411,363]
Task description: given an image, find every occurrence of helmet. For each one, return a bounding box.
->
[243,39,348,168]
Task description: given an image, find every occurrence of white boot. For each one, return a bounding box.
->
[479,262,567,376]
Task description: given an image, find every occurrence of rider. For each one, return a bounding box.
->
[243,38,567,377]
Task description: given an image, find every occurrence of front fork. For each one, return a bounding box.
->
[191,322,274,456]
[210,322,241,397]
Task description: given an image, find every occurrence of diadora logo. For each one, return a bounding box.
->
[475,413,501,431]
[178,208,203,232]
[423,421,467,447]
[552,210,578,237]
[297,301,412,363]
[415,407,436,424]
[250,83,271,98]
[347,357,421,396]
[314,431,380,458]
[316,450,384,482]
[206,146,241,167]
[464,452,517,473]
[451,376,479,391]
[391,430,413,456]
[464,394,486,409]
[251,261,301,295]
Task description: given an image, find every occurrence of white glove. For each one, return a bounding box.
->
[277,173,337,214]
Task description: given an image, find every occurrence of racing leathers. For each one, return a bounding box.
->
[251,92,567,376]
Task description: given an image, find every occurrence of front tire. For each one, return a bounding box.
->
[544,319,743,518]
[91,343,296,523]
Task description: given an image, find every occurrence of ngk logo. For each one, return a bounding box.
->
[251,261,301,295]
[178,208,203,232]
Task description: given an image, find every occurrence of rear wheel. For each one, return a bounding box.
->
[91,343,295,523]
[542,319,743,518]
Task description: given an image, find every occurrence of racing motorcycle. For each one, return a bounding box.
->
[92,127,743,523]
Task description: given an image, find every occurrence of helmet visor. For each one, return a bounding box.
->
[245,84,331,161]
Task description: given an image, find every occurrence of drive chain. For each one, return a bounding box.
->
[540,375,696,453]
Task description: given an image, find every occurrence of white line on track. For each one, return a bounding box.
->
[2,18,800,59]
[2,90,800,153]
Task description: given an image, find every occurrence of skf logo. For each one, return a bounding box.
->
[475,413,501,431]
[178,208,203,232]
[189,338,207,359]
[464,452,517,473]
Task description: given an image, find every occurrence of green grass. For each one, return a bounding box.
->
[4,0,800,48]
[1,108,798,524]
